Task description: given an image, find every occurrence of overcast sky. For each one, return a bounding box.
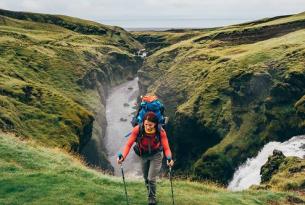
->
[1,0,305,28]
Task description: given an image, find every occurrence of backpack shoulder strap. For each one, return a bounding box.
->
[156,124,162,141]
[136,123,144,142]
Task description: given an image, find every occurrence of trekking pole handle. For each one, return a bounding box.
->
[118,152,123,159]
[118,152,124,160]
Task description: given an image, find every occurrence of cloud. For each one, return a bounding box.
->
[21,0,44,11]
[0,0,305,26]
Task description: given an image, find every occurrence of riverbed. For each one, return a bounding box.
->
[104,77,142,177]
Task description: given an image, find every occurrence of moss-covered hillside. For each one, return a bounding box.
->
[2,132,304,205]
[0,9,143,170]
[257,150,305,191]
[138,12,305,184]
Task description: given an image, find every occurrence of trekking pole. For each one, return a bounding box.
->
[168,159,175,205]
[118,152,129,205]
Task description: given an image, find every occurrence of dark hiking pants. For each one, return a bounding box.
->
[141,151,163,203]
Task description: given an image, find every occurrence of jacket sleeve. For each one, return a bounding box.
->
[160,129,172,159]
[122,126,139,159]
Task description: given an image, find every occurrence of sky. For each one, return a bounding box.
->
[1,0,305,28]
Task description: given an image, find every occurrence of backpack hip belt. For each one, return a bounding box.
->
[133,144,163,157]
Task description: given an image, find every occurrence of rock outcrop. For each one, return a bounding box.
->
[257,150,305,192]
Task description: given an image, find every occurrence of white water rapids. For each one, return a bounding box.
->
[228,135,305,191]
[105,77,142,177]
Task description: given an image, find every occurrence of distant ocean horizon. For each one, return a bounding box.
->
[100,18,256,31]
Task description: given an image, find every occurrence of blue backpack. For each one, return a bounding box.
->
[131,95,165,127]
[124,96,167,138]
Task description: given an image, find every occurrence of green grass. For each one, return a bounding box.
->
[1,132,303,205]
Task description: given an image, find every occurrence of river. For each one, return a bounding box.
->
[228,135,305,191]
[104,77,142,177]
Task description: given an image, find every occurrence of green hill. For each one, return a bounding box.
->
[0,9,143,170]
[137,12,305,184]
[1,132,303,205]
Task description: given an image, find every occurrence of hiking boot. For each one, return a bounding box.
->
[148,197,157,205]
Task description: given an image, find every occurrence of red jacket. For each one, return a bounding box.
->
[122,125,172,159]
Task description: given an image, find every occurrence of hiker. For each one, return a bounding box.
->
[117,111,174,205]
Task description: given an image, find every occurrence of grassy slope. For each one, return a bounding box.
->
[1,132,303,205]
[0,11,142,153]
[138,12,305,183]
[267,156,305,191]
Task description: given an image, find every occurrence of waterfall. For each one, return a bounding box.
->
[104,77,142,177]
[228,135,305,191]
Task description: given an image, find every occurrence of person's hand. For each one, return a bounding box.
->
[117,153,124,164]
[167,159,174,167]
[117,157,124,164]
